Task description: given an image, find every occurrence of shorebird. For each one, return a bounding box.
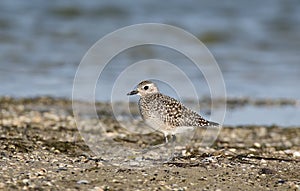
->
[127,80,219,143]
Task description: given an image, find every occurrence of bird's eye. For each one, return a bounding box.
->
[143,85,149,90]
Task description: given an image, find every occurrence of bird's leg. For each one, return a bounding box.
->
[164,133,168,143]
[167,134,176,161]
[171,134,176,143]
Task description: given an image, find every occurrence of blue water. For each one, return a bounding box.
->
[0,0,300,126]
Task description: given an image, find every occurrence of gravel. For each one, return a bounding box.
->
[0,97,299,190]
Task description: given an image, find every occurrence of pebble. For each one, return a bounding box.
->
[293,151,300,157]
[36,168,47,176]
[0,183,5,188]
[43,181,53,186]
[293,184,299,190]
[260,159,267,164]
[57,167,68,171]
[77,180,89,184]
[284,150,300,157]
[43,112,60,121]
[22,179,30,185]
[253,142,261,148]
[199,176,207,181]
[90,187,104,191]
[112,179,119,183]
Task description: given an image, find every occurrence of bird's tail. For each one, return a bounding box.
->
[208,121,220,127]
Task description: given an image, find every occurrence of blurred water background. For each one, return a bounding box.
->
[0,0,299,126]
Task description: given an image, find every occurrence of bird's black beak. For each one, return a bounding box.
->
[127,90,138,96]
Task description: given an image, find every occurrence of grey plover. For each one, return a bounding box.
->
[127,80,219,143]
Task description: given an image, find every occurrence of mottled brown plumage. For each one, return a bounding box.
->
[127,80,219,142]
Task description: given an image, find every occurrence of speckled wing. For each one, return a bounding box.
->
[158,94,184,127]
[138,93,216,129]
[180,107,211,127]
[138,93,183,128]
[152,94,211,128]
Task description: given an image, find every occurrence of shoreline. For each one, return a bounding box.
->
[0,97,299,190]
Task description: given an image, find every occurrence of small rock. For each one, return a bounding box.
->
[77,180,89,184]
[293,184,299,190]
[284,141,292,147]
[260,159,267,164]
[293,151,300,157]
[199,176,207,181]
[91,187,104,191]
[43,181,53,186]
[22,179,30,185]
[37,168,47,176]
[44,112,60,121]
[253,142,261,148]
[57,167,68,171]
[284,150,300,157]
[0,182,5,188]
[112,179,119,183]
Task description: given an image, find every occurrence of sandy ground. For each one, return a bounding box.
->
[0,97,299,191]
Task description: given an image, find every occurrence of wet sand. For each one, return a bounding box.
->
[0,97,299,190]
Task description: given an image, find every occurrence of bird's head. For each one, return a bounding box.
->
[127,80,159,97]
